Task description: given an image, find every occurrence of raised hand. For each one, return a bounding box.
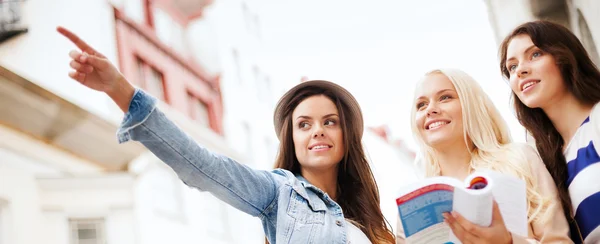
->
[57,26,135,112]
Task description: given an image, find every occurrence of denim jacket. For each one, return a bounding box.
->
[117,89,356,243]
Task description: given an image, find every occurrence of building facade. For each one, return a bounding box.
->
[0,1,418,243]
[0,0,264,243]
[484,0,600,144]
[485,0,600,65]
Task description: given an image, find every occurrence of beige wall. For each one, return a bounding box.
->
[0,169,45,244]
[485,0,600,64]
[570,0,600,65]
[485,0,600,146]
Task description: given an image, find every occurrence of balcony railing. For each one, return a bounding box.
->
[0,0,27,43]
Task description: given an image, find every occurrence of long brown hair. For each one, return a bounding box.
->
[273,80,395,243]
[499,20,600,223]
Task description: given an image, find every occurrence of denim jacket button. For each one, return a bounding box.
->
[336,220,342,226]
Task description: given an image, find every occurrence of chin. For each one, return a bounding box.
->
[424,137,452,147]
[304,158,339,169]
[520,96,543,109]
[519,90,550,108]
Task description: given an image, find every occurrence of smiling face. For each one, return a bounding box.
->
[504,34,568,109]
[413,73,464,149]
[291,95,345,172]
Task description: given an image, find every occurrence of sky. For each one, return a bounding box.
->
[254,0,526,150]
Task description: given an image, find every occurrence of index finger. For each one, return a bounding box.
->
[444,213,475,242]
[57,26,99,55]
[450,211,484,236]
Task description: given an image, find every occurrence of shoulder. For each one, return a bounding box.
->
[591,102,600,118]
[271,168,294,178]
[505,142,545,171]
[271,168,298,184]
[516,142,540,158]
[504,142,539,158]
[271,168,309,189]
[589,102,600,131]
[565,102,600,159]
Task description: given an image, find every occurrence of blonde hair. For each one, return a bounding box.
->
[410,69,550,224]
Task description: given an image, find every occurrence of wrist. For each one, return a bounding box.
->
[107,75,135,113]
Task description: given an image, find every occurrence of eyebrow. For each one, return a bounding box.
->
[506,44,536,63]
[416,89,454,100]
[295,113,339,121]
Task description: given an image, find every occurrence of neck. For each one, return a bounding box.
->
[542,93,593,147]
[435,141,473,181]
[301,166,339,200]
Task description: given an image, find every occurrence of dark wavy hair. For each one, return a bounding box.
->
[272,81,395,243]
[499,20,600,239]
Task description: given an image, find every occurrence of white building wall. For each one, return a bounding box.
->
[0,1,421,244]
[363,131,419,232]
[0,168,46,244]
[0,0,121,123]
[485,0,600,63]
[484,0,535,43]
[187,0,280,171]
[0,0,265,243]
[569,0,600,64]
[37,175,136,244]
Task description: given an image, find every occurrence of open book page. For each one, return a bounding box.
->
[483,170,528,237]
[396,171,527,243]
[449,175,495,244]
[452,186,494,226]
[396,177,462,244]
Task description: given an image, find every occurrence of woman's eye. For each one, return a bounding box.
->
[299,122,310,129]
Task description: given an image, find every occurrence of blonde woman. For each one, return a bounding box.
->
[396,69,572,243]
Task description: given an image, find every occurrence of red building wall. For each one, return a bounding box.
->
[113,8,224,134]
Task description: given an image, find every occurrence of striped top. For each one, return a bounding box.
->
[564,103,600,244]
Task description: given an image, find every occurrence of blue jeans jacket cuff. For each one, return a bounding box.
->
[116,88,157,144]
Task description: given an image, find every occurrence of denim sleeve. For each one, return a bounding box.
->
[117,89,280,217]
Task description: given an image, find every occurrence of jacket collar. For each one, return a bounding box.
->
[293,175,331,211]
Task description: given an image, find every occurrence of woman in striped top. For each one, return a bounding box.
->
[499,20,600,243]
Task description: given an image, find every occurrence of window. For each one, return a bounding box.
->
[0,202,3,244]
[187,92,210,127]
[578,9,600,66]
[152,9,185,53]
[232,49,242,84]
[242,2,251,31]
[0,0,22,27]
[255,69,272,104]
[137,58,167,101]
[0,0,27,43]
[252,65,259,85]
[143,0,154,28]
[243,122,253,160]
[69,219,106,244]
[241,2,260,38]
[0,199,10,244]
[265,137,277,162]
